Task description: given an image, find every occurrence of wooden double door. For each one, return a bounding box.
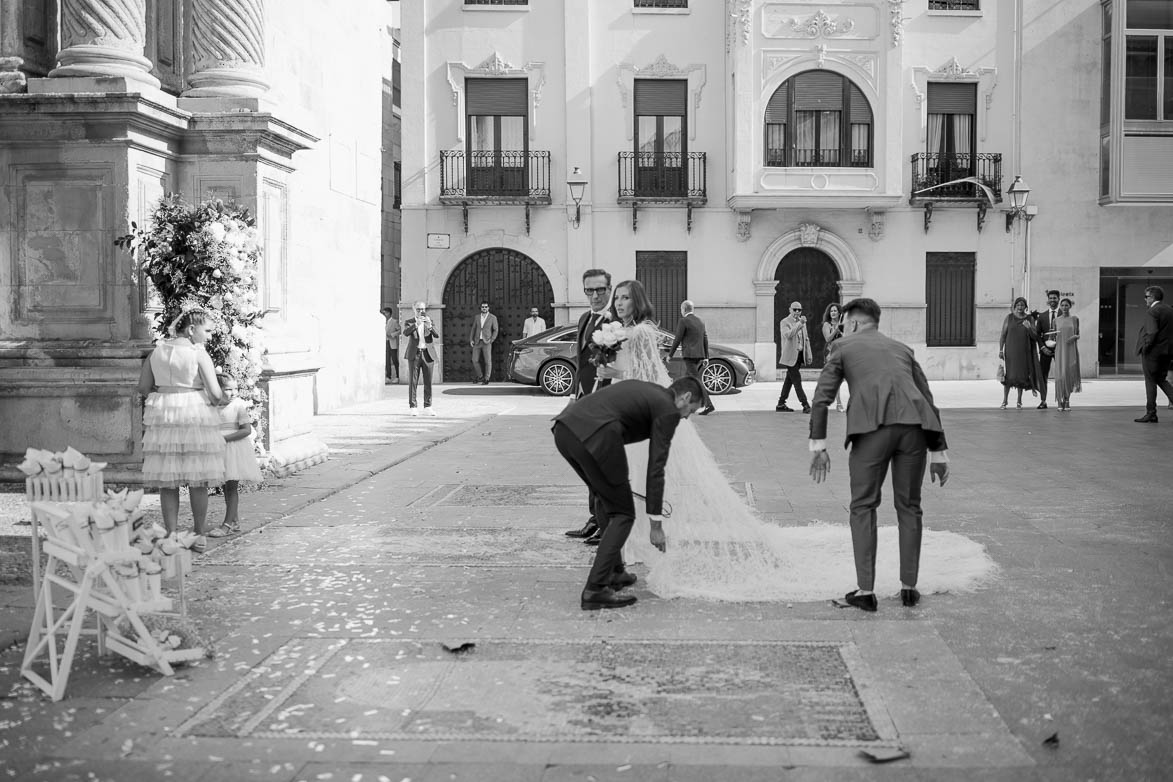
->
[773,248,841,369]
[442,248,554,383]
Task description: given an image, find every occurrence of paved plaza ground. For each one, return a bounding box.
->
[0,378,1170,781]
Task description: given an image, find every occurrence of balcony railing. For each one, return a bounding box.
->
[439,150,551,203]
[766,148,871,167]
[929,1,979,10]
[617,151,707,203]
[910,152,1002,203]
[634,0,688,7]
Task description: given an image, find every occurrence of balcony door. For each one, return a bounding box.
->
[926,82,976,189]
[634,79,687,197]
[466,79,528,196]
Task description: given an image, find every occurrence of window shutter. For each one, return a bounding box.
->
[848,83,872,122]
[636,251,687,334]
[793,72,843,110]
[925,252,976,347]
[927,82,977,114]
[635,79,687,115]
[466,78,528,115]
[765,83,789,123]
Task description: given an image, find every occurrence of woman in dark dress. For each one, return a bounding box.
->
[998,297,1042,409]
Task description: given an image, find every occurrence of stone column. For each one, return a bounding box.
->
[184,0,268,99]
[50,0,159,88]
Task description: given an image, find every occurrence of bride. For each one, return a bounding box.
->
[594,280,995,602]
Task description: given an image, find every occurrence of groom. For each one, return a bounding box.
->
[553,376,704,610]
[807,298,950,611]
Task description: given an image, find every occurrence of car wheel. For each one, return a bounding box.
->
[702,360,734,395]
[539,360,576,396]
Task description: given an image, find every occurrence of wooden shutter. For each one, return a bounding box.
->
[925,253,975,347]
[466,78,528,115]
[636,251,687,334]
[793,72,843,110]
[765,82,789,123]
[635,79,687,115]
[848,83,872,122]
[927,82,977,113]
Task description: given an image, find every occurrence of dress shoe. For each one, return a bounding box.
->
[901,588,920,607]
[481,379,490,385]
[801,405,812,414]
[584,529,602,545]
[775,403,793,412]
[409,407,419,417]
[424,407,437,417]
[1134,413,1159,423]
[581,587,638,610]
[1037,402,1048,409]
[565,518,598,538]
[843,590,878,612]
[610,572,638,589]
[698,406,715,416]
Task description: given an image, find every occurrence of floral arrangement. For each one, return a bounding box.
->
[588,322,628,367]
[17,446,106,478]
[115,613,213,658]
[116,195,268,447]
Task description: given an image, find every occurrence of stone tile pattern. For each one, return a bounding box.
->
[179,638,881,746]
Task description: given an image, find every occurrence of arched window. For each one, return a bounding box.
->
[764,71,873,168]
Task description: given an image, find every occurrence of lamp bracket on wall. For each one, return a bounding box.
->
[462,203,469,234]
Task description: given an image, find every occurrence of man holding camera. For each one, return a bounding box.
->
[404,301,439,416]
[776,301,813,413]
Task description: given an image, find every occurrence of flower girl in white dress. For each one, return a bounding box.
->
[208,374,263,538]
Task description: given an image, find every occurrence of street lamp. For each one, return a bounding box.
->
[1005,175,1032,232]
[566,167,588,229]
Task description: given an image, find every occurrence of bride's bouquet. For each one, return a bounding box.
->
[588,322,628,367]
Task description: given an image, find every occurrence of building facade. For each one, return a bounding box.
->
[0,0,398,476]
[400,0,1173,384]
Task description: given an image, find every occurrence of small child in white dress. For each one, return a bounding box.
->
[208,374,264,538]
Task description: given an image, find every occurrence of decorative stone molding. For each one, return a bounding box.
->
[447,52,546,143]
[184,0,268,99]
[50,0,159,88]
[616,55,707,141]
[911,58,998,141]
[888,0,905,48]
[865,207,885,241]
[755,227,863,283]
[814,44,828,69]
[727,0,753,53]
[763,49,877,93]
[736,210,752,242]
[0,56,27,93]
[787,10,855,38]
[798,222,821,247]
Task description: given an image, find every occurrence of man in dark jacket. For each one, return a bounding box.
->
[553,376,704,610]
[1135,285,1173,423]
[668,300,714,415]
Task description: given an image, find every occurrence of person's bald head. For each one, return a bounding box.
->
[680,300,694,315]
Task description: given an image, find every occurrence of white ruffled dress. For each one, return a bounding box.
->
[141,339,226,489]
[219,398,264,483]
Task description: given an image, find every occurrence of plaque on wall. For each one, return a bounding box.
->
[427,233,451,249]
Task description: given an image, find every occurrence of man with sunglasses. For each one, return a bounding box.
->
[565,268,614,540]
[776,301,812,413]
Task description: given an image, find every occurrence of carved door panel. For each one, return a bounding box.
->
[773,248,840,369]
[442,248,554,383]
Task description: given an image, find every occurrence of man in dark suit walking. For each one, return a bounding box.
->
[808,298,950,612]
[1035,289,1061,409]
[564,268,613,539]
[553,376,704,610]
[668,300,715,415]
[1134,285,1173,423]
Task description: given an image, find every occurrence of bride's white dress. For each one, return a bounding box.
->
[609,321,996,602]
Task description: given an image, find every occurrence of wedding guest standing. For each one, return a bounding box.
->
[405,301,439,417]
[998,297,1042,410]
[208,373,263,538]
[1134,285,1173,423]
[469,301,499,384]
[821,302,845,412]
[522,306,547,338]
[1053,297,1082,412]
[668,300,714,416]
[137,308,225,553]
[382,307,401,384]
[1035,289,1061,409]
[776,301,812,413]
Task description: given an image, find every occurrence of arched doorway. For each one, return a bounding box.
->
[774,248,840,369]
[442,248,554,382]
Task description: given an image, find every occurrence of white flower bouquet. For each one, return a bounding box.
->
[588,321,628,367]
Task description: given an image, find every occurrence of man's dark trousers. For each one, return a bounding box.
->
[1143,353,1173,414]
[408,355,433,408]
[847,423,927,590]
[553,422,633,588]
[683,358,711,408]
[779,357,808,406]
[1038,350,1053,403]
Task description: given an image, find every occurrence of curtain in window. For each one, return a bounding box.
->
[766,124,786,165]
[470,116,495,170]
[795,112,816,165]
[500,116,525,166]
[927,114,946,159]
[951,114,973,170]
[819,111,840,164]
[850,124,869,165]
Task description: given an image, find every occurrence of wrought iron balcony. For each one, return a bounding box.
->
[909,152,1002,204]
[439,150,552,204]
[617,151,707,204]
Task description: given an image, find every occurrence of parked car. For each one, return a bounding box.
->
[506,324,756,396]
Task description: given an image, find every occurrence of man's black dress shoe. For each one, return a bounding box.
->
[1037,402,1048,409]
[901,588,920,607]
[610,572,638,589]
[801,405,812,414]
[776,403,793,412]
[584,529,602,545]
[698,406,715,416]
[581,587,637,610]
[1134,413,1159,423]
[843,591,878,612]
[565,518,598,538]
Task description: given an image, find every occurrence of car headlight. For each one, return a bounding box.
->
[513,348,532,355]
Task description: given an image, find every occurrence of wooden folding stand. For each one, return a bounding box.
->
[21,501,204,701]
[25,472,105,600]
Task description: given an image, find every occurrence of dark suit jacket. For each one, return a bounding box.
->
[1137,300,1173,359]
[553,380,681,515]
[1036,308,1061,357]
[403,317,439,363]
[809,329,946,451]
[669,313,709,359]
[574,309,610,397]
